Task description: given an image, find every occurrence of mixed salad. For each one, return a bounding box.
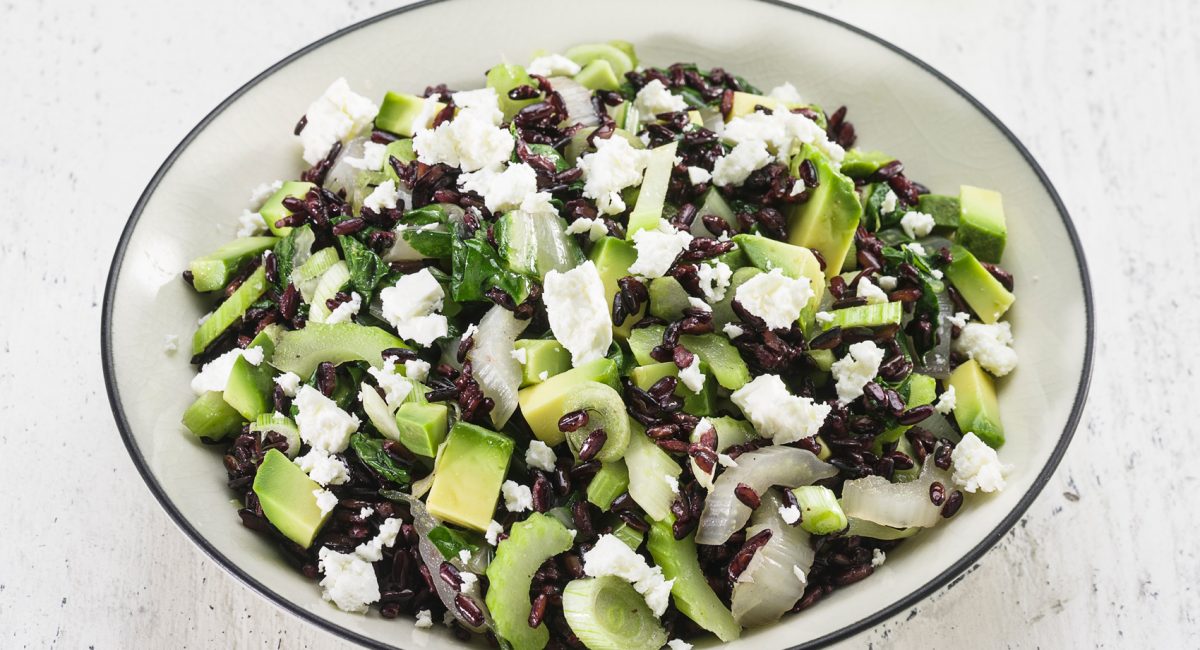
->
[180,40,1019,649]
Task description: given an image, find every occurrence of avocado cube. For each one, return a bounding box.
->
[376,91,443,137]
[726,91,778,121]
[944,246,1014,324]
[394,402,448,458]
[486,64,539,121]
[260,181,317,236]
[648,276,692,322]
[630,362,716,416]
[574,59,621,91]
[514,339,571,387]
[957,185,1007,263]
[839,150,896,179]
[182,391,245,440]
[589,237,644,338]
[188,236,278,293]
[517,358,620,445]
[426,423,515,532]
[948,359,1004,447]
[253,449,331,548]
[785,146,863,278]
[917,194,961,229]
[222,326,281,421]
[732,234,825,331]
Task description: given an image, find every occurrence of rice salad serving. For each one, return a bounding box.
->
[180,40,1018,649]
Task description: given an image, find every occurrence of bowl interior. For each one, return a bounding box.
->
[103,0,1091,647]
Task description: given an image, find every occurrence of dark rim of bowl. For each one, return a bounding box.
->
[101,1,1095,648]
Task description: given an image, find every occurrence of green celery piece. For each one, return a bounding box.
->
[562,576,667,650]
[876,374,937,447]
[626,142,678,238]
[839,150,896,178]
[820,301,903,331]
[486,64,539,121]
[623,425,681,522]
[647,518,741,642]
[679,332,750,391]
[486,513,576,650]
[271,322,407,377]
[610,520,644,550]
[188,236,277,292]
[191,265,269,355]
[586,461,630,511]
[182,391,244,439]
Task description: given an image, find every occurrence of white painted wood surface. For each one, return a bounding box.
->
[2,0,1196,647]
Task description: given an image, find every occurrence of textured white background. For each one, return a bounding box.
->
[2,0,1197,647]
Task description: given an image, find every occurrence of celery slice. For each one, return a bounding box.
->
[626,142,679,238]
[485,513,575,650]
[307,261,351,323]
[623,425,681,522]
[821,300,903,330]
[647,518,741,642]
[181,391,244,439]
[290,246,340,302]
[586,461,630,511]
[250,412,301,459]
[191,266,268,355]
[188,236,277,292]
[792,485,848,535]
[271,322,407,377]
[562,576,667,650]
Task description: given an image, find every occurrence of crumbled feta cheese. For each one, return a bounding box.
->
[344,141,388,171]
[318,547,380,613]
[856,277,889,305]
[295,385,361,453]
[527,53,581,77]
[359,507,374,519]
[404,359,431,383]
[815,311,835,325]
[931,269,944,280]
[577,135,651,215]
[484,520,504,546]
[249,180,283,208]
[935,385,957,415]
[459,572,479,595]
[325,292,362,325]
[687,297,712,313]
[298,78,379,166]
[565,216,610,241]
[462,323,479,340]
[163,334,179,354]
[295,449,350,486]
[363,179,401,212]
[735,268,814,330]
[731,374,831,444]
[686,166,711,185]
[413,91,514,172]
[367,358,415,406]
[501,480,534,513]
[877,275,898,291]
[458,162,539,214]
[525,440,557,472]
[314,488,339,515]
[458,549,472,564]
[510,348,528,365]
[711,140,772,187]
[904,242,927,257]
[274,372,302,397]
[414,609,434,629]
[582,534,676,617]
[723,323,744,339]
[628,221,694,279]
[880,189,898,215]
[696,261,733,302]
[543,261,613,366]
[951,432,1011,493]
[718,453,738,468]
[900,210,936,239]
[831,341,886,403]
[871,548,887,567]
[947,311,971,328]
[355,517,403,562]
[793,565,808,584]
[953,322,1018,377]
[451,87,505,126]
[767,82,804,105]
[779,505,801,525]
[380,268,448,347]
[678,356,706,393]
[236,209,267,237]
[722,109,844,167]
[189,346,264,395]
[667,640,694,650]
[538,370,550,382]
[634,79,688,115]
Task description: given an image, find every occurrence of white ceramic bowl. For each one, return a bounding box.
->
[102,0,1094,647]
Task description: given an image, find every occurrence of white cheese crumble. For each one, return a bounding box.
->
[404,359,431,383]
[236,210,267,237]
[363,179,401,212]
[318,547,380,613]
[510,348,528,365]
[686,166,711,185]
[687,297,712,313]
[947,311,971,328]
[458,162,539,214]
[501,480,534,513]
[189,346,264,395]
[793,564,808,585]
[565,216,610,241]
[723,323,744,339]
[355,517,404,562]
[380,268,448,347]
[904,242,927,257]
[525,440,558,472]
[718,453,738,468]
[900,210,936,239]
[664,474,681,494]
[249,180,283,208]
[856,277,889,304]
[711,140,772,187]
[294,385,361,453]
[459,571,479,595]
[735,268,814,330]
[577,136,651,215]
[484,520,504,546]
[667,640,694,650]
[295,449,350,486]
[634,79,688,115]
[696,260,733,302]
[413,89,514,172]
[628,221,694,279]
[451,87,505,126]
[679,356,706,393]
[582,534,676,617]
[163,334,179,354]
[414,609,434,629]
[274,372,302,397]
[935,385,957,415]
[527,53,581,77]
[731,374,831,444]
[359,507,374,519]
[831,340,886,404]
[871,548,887,567]
[367,358,415,406]
[951,432,1011,493]
[344,140,387,171]
[722,109,845,167]
[314,488,339,515]
[462,323,479,340]
[543,261,613,366]
[815,311,835,325]
[877,275,898,291]
[779,505,801,525]
[458,549,472,564]
[767,82,804,105]
[953,322,1018,377]
[880,189,898,215]
[298,78,379,166]
[931,269,944,280]
[538,370,550,382]
[325,292,362,325]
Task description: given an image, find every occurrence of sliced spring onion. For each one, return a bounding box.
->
[554,76,600,128]
[840,459,952,529]
[291,246,340,303]
[731,490,814,628]
[623,425,682,522]
[249,412,301,459]
[485,513,576,649]
[791,485,848,535]
[562,576,667,650]
[466,305,528,428]
[307,261,350,323]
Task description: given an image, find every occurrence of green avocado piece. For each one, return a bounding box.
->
[606,40,639,67]
[647,518,741,642]
[253,449,331,548]
[945,246,1014,324]
[588,237,643,338]
[917,194,961,229]
[948,359,1004,447]
[222,325,282,420]
[516,357,620,445]
[630,361,716,416]
[731,234,825,331]
[182,391,245,439]
[711,266,761,329]
[586,460,630,511]
[486,64,539,121]
[271,322,408,377]
[648,276,692,321]
[426,422,515,532]
[727,91,778,121]
[260,181,317,237]
[839,150,896,178]
[188,236,278,293]
[515,339,572,387]
[786,146,863,278]
[394,402,448,458]
[564,43,634,78]
[376,92,442,137]
[192,266,269,356]
[627,142,679,238]
[574,59,621,91]
[957,185,1007,263]
[627,326,662,367]
[486,513,576,650]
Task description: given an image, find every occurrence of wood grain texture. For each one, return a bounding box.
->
[1,0,1196,647]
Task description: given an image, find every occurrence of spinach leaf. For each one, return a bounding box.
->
[398,205,453,259]
[339,235,388,301]
[527,144,570,172]
[428,525,482,561]
[451,229,533,304]
[350,433,411,487]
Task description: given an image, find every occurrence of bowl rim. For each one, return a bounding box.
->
[101,1,1095,647]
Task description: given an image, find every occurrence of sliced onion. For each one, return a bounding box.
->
[731,490,814,628]
[840,460,952,529]
[553,76,599,128]
[359,382,401,441]
[466,305,528,428]
[699,106,725,135]
[845,517,921,541]
[323,136,367,199]
[290,226,316,272]
[695,447,837,546]
[915,410,961,443]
